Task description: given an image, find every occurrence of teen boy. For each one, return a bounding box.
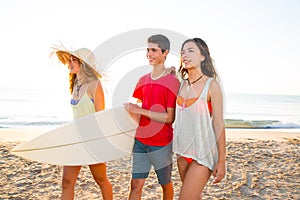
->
[124,34,179,200]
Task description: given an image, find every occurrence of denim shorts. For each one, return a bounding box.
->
[132,139,173,185]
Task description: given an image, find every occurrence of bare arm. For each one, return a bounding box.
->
[209,80,226,183]
[124,103,175,124]
[93,80,105,112]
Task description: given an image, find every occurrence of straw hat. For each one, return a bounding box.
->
[55,48,100,75]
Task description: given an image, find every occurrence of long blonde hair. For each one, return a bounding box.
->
[69,56,101,94]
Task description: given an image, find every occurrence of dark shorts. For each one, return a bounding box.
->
[132,138,173,185]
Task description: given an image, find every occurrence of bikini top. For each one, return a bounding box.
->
[70,96,94,105]
[177,96,212,113]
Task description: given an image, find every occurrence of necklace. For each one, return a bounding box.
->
[151,70,166,80]
[75,78,85,97]
[76,84,83,97]
[186,74,204,92]
[187,74,204,86]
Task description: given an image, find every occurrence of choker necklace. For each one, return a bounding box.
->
[187,74,204,86]
[151,70,166,80]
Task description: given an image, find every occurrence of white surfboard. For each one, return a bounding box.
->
[11,106,138,166]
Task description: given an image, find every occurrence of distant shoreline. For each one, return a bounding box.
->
[225,118,300,129]
[1,117,300,129]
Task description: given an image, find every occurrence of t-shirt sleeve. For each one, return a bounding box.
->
[166,78,180,108]
[132,78,143,101]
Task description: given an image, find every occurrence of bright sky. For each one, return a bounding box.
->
[1,0,300,95]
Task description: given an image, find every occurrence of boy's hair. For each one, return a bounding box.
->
[147,34,170,53]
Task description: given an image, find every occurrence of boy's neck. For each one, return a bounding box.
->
[152,64,166,75]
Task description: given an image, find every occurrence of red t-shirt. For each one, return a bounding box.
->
[133,73,180,146]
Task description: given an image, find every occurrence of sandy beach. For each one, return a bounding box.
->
[1,128,299,199]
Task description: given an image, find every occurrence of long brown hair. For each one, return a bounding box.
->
[178,38,218,80]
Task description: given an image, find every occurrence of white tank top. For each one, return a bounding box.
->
[173,78,218,171]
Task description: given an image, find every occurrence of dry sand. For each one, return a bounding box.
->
[0,128,299,199]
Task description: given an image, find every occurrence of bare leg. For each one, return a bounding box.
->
[179,161,212,200]
[177,157,189,182]
[161,181,173,200]
[128,178,145,200]
[89,163,113,200]
[61,166,81,200]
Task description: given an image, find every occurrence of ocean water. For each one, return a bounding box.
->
[1,86,300,129]
[225,93,300,129]
[0,86,72,128]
